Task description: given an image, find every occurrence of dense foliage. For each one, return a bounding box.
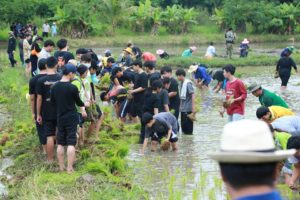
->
[1,0,300,37]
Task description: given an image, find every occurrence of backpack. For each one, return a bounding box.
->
[225,31,235,43]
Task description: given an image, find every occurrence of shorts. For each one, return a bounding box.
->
[119,99,130,118]
[36,122,46,145]
[25,58,31,64]
[130,101,143,118]
[228,113,244,122]
[43,120,57,137]
[78,113,85,128]
[151,131,178,143]
[57,117,78,146]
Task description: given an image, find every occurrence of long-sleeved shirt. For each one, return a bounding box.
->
[7,37,16,53]
[194,66,212,85]
[51,81,84,122]
[276,57,297,72]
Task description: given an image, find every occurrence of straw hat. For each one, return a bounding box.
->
[156,49,164,55]
[190,46,197,51]
[123,47,133,55]
[188,64,198,73]
[241,38,250,44]
[248,83,261,93]
[209,120,295,163]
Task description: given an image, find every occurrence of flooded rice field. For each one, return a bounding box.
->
[128,66,300,199]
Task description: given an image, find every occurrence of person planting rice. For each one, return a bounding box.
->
[188,64,212,89]
[256,106,294,123]
[276,51,297,90]
[182,46,196,57]
[141,112,178,153]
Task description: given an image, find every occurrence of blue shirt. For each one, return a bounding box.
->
[271,116,300,135]
[194,66,212,85]
[237,191,282,200]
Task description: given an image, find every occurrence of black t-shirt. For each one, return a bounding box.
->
[119,69,136,85]
[54,51,75,64]
[51,81,84,123]
[158,89,169,112]
[168,78,180,110]
[145,120,169,138]
[213,70,225,82]
[29,74,47,116]
[143,92,160,114]
[133,72,148,103]
[276,57,297,72]
[36,74,62,120]
[148,72,161,87]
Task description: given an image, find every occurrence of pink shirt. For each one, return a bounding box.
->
[142,52,156,62]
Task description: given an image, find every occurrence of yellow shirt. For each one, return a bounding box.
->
[269,106,294,122]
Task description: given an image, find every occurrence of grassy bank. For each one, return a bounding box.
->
[0,66,146,199]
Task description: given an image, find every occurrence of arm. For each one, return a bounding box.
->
[73,87,84,107]
[154,108,159,115]
[166,128,172,141]
[291,58,297,71]
[191,93,196,113]
[168,91,177,98]
[276,60,280,72]
[36,95,43,124]
[213,82,222,93]
[30,95,35,119]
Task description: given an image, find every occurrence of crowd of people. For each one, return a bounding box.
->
[4,22,300,198]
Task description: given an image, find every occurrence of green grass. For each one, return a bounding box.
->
[0,55,147,199]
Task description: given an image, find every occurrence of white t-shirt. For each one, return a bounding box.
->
[205,45,216,57]
[42,24,50,33]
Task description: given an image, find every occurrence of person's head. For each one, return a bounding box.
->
[112,67,123,78]
[100,92,109,102]
[142,113,155,128]
[131,60,143,72]
[287,136,300,157]
[89,63,98,75]
[152,80,163,92]
[77,64,89,78]
[210,42,214,46]
[228,28,232,31]
[160,66,172,78]
[38,58,47,71]
[62,64,77,80]
[256,106,271,122]
[25,34,31,40]
[56,39,68,50]
[223,64,236,79]
[34,36,43,44]
[248,83,263,97]
[210,120,295,198]
[81,53,92,68]
[107,57,115,67]
[46,56,58,69]
[176,69,186,81]
[76,48,89,60]
[162,77,171,89]
[105,50,111,57]
[43,40,55,52]
[144,61,155,73]
[127,42,133,48]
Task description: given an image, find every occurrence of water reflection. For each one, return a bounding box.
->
[127,66,300,199]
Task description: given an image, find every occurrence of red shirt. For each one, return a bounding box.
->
[225,79,247,115]
[142,52,156,62]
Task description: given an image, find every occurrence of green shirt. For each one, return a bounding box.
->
[259,89,289,108]
[182,49,192,57]
[274,131,291,150]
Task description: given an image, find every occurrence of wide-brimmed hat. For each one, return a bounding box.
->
[188,64,198,73]
[123,47,133,55]
[248,83,261,93]
[209,120,295,163]
[156,49,164,55]
[189,46,197,51]
[241,38,250,44]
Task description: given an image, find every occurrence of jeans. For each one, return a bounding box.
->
[8,52,17,67]
[228,114,244,122]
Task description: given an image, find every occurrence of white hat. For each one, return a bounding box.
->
[188,64,198,73]
[209,120,295,163]
[242,38,250,44]
[156,49,164,55]
[190,46,197,51]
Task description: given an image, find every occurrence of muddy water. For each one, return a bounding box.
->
[92,42,297,58]
[128,66,300,199]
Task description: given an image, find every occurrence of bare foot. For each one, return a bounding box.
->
[67,168,74,174]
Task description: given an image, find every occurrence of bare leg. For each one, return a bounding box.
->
[95,115,104,135]
[78,127,84,146]
[42,145,47,154]
[171,143,178,151]
[151,141,158,152]
[67,145,76,173]
[57,145,65,171]
[46,136,55,162]
[281,86,287,90]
